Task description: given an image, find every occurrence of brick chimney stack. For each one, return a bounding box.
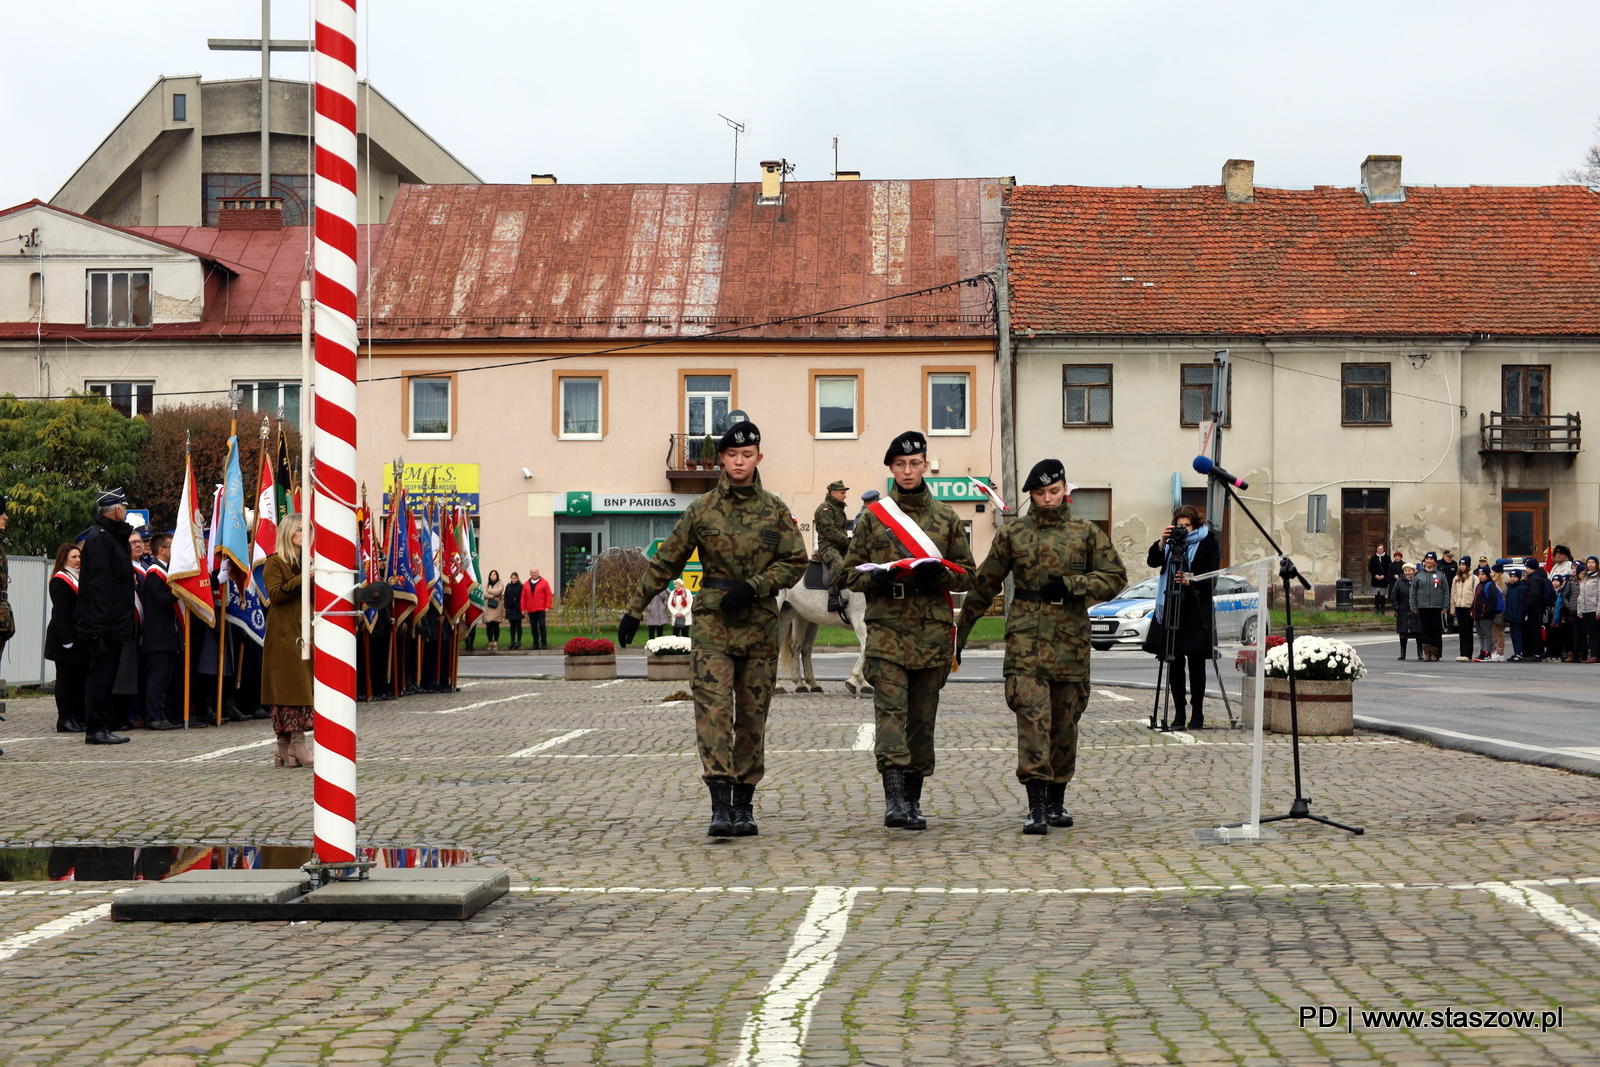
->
[1222,159,1255,204]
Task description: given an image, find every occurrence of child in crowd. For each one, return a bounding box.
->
[1503,569,1527,662]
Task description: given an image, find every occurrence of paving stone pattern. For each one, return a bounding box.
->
[2,679,1599,1065]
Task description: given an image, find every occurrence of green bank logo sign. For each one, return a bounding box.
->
[885,477,996,502]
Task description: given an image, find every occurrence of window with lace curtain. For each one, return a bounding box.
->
[408,377,452,439]
[560,377,603,439]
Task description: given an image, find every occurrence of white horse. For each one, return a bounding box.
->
[774,585,871,696]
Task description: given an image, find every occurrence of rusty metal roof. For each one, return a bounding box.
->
[367,179,1006,341]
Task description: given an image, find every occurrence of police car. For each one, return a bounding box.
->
[1088,575,1261,652]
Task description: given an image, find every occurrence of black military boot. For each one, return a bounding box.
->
[1045,783,1074,827]
[706,780,735,838]
[827,590,844,614]
[902,774,927,831]
[731,783,758,836]
[881,769,908,828]
[1023,781,1050,835]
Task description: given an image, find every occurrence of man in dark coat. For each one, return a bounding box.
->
[140,534,182,730]
[77,489,135,744]
[1368,543,1392,614]
[1142,504,1220,730]
[1523,557,1554,661]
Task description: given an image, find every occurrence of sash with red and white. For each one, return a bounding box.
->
[144,560,183,627]
[53,570,79,593]
[864,496,967,660]
[133,559,148,626]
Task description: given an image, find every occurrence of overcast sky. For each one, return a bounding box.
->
[4,0,1598,208]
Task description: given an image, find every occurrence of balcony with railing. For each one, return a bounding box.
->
[1479,411,1581,461]
[665,433,726,493]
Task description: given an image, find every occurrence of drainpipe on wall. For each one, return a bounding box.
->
[994,234,1017,513]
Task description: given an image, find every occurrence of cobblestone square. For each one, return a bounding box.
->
[3,678,1600,1065]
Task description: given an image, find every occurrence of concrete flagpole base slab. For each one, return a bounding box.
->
[111,867,511,922]
[1193,826,1284,845]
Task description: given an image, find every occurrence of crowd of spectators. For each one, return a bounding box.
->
[1370,543,1591,663]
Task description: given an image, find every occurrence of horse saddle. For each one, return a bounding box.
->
[803,560,830,590]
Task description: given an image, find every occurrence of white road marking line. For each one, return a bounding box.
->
[1356,715,1600,759]
[852,723,874,751]
[0,904,110,963]
[1481,882,1600,949]
[520,877,1600,896]
[1165,731,1201,745]
[1095,689,1134,702]
[504,729,596,758]
[178,738,279,762]
[592,680,626,689]
[432,694,539,715]
[731,886,860,1067]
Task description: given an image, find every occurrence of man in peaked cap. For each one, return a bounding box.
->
[842,429,974,830]
[618,420,808,838]
[814,479,852,616]
[960,459,1124,834]
[77,489,135,744]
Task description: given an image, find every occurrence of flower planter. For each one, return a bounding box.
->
[647,653,693,681]
[564,654,617,681]
[1238,675,1258,728]
[1261,677,1353,735]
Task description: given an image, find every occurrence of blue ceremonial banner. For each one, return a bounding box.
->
[426,501,445,611]
[224,560,267,646]
[386,485,419,622]
[217,436,253,578]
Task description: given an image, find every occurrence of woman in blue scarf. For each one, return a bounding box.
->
[1141,504,1219,729]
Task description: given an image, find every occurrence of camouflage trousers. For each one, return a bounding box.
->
[1003,676,1089,784]
[819,544,847,598]
[865,656,948,775]
[691,650,777,784]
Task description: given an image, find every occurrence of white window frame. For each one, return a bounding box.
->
[87,381,155,418]
[559,377,604,440]
[683,375,732,438]
[927,371,971,436]
[408,377,453,440]
[234,380,303,428]
[814,375,860,439]
[86,270,153,329]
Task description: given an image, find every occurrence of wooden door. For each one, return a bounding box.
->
[1502,490,1548,558]
[1341,488,1389,584]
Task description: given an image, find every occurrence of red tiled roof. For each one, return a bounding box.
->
[367,179,1005,340]
[1008,184,1600,337]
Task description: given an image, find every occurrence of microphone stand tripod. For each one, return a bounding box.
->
[1219,480,1364,836]
[1148,532,1188,732]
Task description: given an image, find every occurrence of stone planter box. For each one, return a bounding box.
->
[1258,677,1354,736]
[564,654,617,681]
[1238,675,1257,727]
[647,654,692,681]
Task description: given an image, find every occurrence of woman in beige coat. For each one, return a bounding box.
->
[262,514,314,767]
[480,571,506,650]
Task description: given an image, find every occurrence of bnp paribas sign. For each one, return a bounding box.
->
[885,477,998,503]
[557,492,698,516]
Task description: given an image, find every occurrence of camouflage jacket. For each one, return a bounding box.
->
[813,496,849,560]
[842,483,974,669]
[626,472,808,656]
[958,502,1126,681]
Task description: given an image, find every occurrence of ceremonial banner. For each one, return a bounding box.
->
[169,455,216,626]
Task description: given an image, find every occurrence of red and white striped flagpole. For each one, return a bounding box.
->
[312,0,360,864]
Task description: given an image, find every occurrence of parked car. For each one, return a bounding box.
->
[1088,574,1260,652]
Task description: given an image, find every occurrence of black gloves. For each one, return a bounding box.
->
[616,614,640,647]
[912,558,947,578]
[718,581,756,614]
[1040,576,1071,601]
[872,568,896,587]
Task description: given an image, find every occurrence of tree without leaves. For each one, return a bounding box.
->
[128,404,302,532]
[555,548,652,632]
[0,394,149,556]
[1562,118,1600,188]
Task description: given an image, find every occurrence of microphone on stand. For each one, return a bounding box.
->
[1192,455,1249,490]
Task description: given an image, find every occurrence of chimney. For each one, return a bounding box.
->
[759,159,785,203]
[218,197,284,230]
[1360,154,1405,204]
[1221,159,1254,203]
[834,170,861,181]
[530,174,558,185]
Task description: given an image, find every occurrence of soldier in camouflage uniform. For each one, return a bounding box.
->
[842,430,974,830]
[958,459,1126,834]
[814,479,851,615]
[618,421,808,838]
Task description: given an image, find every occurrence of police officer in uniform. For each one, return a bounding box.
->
[618,421,808,837]
[814,479,851,615]
[959,460,1126,834]
[842,430,975,830]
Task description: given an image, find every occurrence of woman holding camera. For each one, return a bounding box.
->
[1141,504,1219,730]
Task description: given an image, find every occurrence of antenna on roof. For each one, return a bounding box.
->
[718,114,746,186]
